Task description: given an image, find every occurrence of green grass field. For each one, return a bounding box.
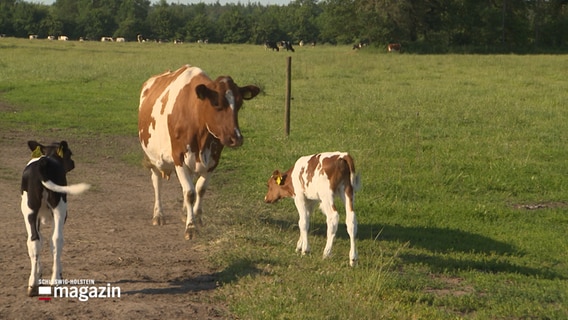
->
[1,38,567,319]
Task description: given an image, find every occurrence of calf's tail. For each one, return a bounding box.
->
[42,180,90,195]
[342,154,361,192]
[351,173,361,192]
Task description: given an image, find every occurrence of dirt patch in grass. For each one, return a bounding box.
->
[424,274,476,297]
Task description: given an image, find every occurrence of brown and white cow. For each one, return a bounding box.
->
[20,141,90,296]
[138,65,260,240]
[388,43,401,52]
[264,152,361,266]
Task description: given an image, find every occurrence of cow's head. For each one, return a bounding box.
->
[264,170,293,203]
[196,76,260,147]
[28,140,75,173]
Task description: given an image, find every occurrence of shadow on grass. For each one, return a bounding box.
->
[368,224,565,280]
[262,217,565,280]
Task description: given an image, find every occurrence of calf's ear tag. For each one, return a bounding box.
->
[31,146,42,158]
[275,175,282,185]
[57,146,64,158]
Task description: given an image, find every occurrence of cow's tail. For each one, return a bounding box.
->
[42,180,90,195]
[343,154,361,192]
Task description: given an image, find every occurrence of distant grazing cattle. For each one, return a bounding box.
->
[388,43,401,52]
[58,36,68,41]
[29,35,38,40]
[264,152,361,266]
[174,39,183,44]
[280,41,295,52]
[138,65,260,240]
[116,37,125,42]
[353,42,367,50]
[264,41,279,51]
[47,35,55,40]
[101,37,113,42]
[137,34,144,43]
[299,40,316,46]
[20,141,90,296]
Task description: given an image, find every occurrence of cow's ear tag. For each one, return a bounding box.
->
[31,146,42,158]
[57,146,64,158]
[275,175,282,185]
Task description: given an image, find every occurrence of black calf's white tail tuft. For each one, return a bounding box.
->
[41,180,90,195]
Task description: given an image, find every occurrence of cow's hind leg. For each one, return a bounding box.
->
[21,195,41,296]
[50,200,67,286]
[150,167,165,225]
[175,165,197,240]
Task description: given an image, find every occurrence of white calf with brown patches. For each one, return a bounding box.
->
[20,141,90,296]
[264,152,361,266]
[138,65,260,240]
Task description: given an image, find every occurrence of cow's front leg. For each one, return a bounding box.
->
[175,165,197,240]
[192,175,210,226]
[150,167,165,225]
[50,202,67,285]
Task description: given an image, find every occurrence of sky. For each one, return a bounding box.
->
[33,0,292,5]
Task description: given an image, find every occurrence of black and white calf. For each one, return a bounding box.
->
[20,141,89,296]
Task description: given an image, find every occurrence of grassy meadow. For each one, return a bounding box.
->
[1,38,567,319]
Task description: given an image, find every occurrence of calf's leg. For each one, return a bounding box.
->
[320,199,339,259]
[344,190,358,266]
[294,197,313,255]
[21,194,41,296]
[50,200,67,285]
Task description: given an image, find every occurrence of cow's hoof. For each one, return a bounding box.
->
[27,286,38,297]
[184,226,196,240]
[152,216,165,226]
[349,259,358,267]
[181,216,202,226]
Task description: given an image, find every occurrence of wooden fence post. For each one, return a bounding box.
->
[285,56,291,136]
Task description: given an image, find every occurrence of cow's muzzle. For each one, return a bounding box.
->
[226,128,243,147]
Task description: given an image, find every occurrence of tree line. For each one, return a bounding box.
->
[1,0,566,53]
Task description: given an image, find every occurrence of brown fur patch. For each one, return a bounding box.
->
[305,154,321,187]
[138,66,189,147]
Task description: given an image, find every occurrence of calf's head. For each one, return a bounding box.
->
[28,140,75,172]
[264,170,293,203]
[197,76,260,147]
